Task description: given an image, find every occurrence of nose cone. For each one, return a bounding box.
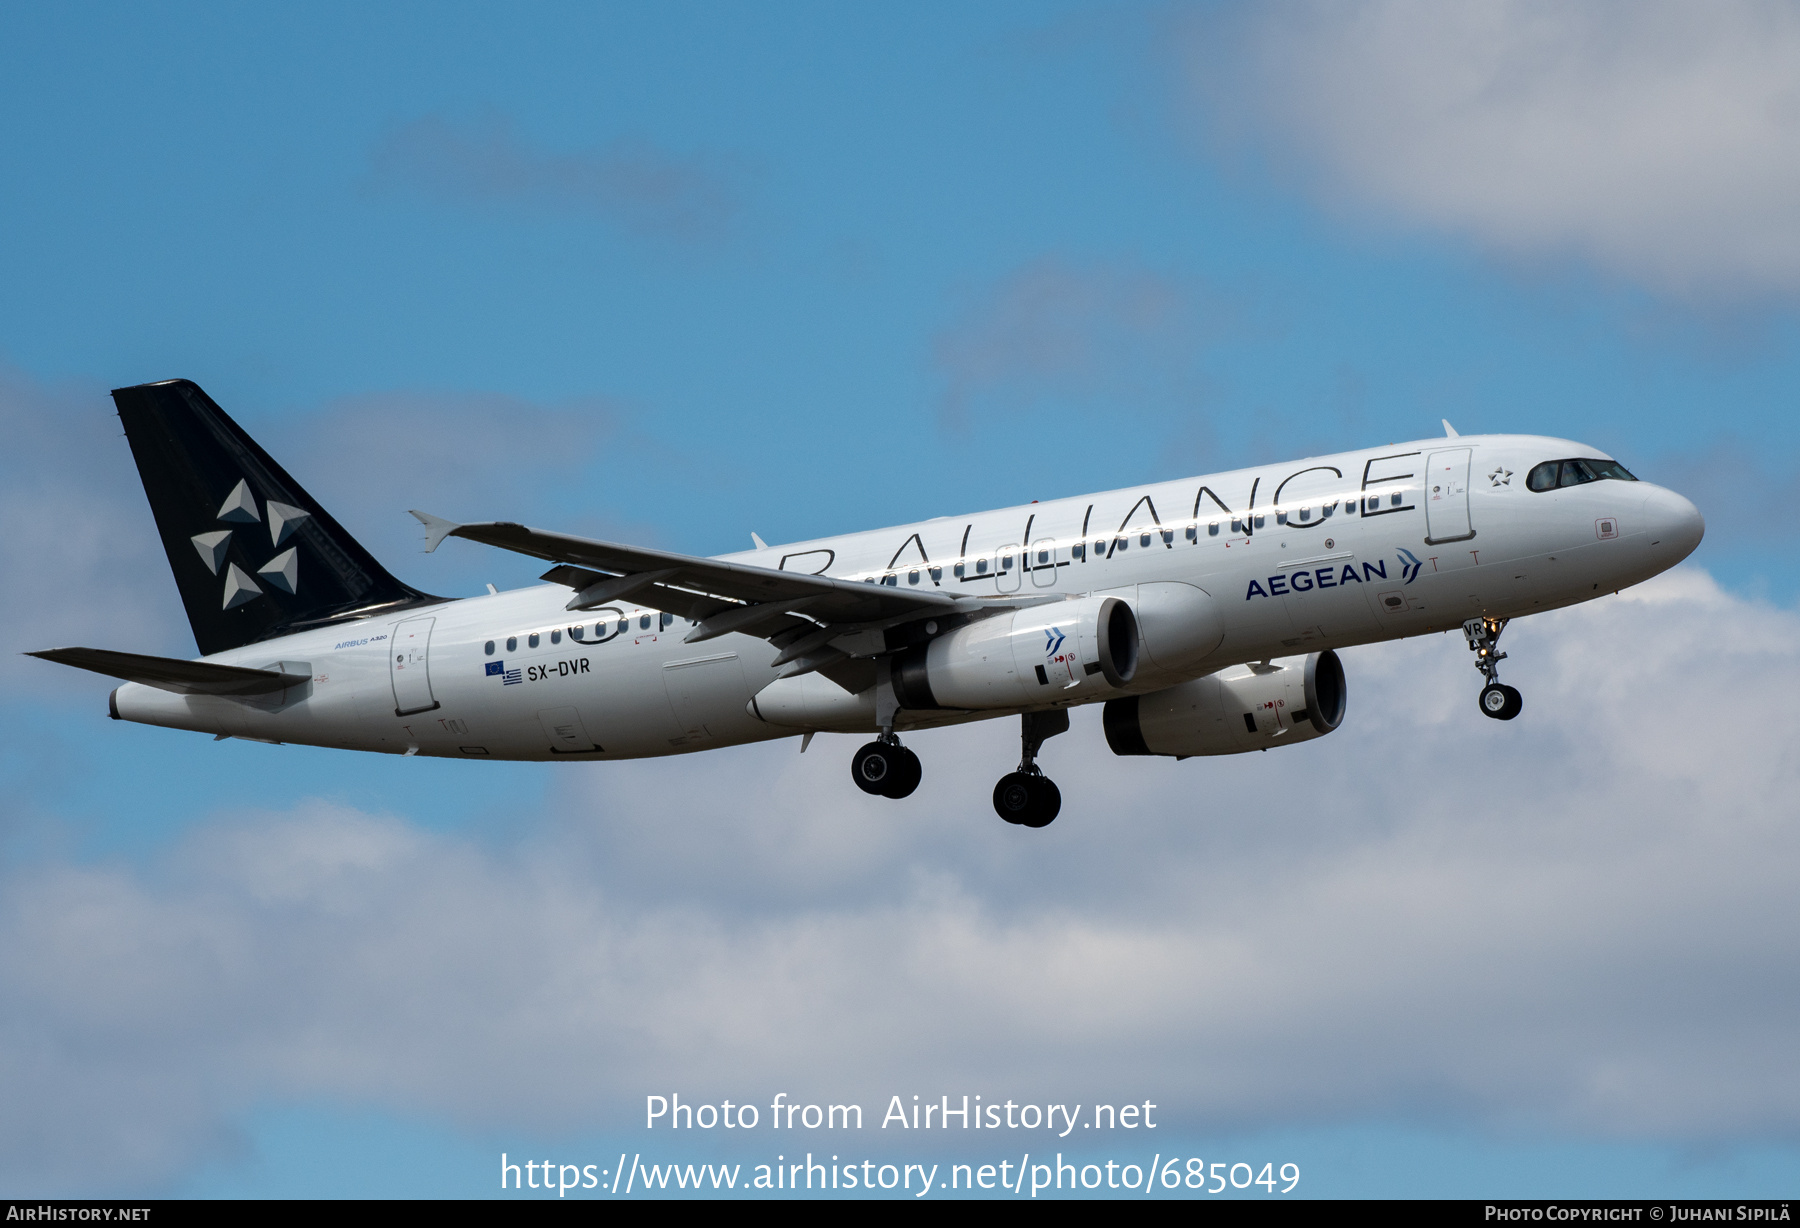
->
[1641,485,1705,565]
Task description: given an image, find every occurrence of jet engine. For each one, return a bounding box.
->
[1103,650,1346,757]
[890,595,1139,711]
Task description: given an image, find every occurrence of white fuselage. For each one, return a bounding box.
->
[112,433,1704,759]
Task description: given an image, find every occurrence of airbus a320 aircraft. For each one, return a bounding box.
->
[32,381,1703,827]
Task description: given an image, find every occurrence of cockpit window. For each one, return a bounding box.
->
[1526,458,1639,492]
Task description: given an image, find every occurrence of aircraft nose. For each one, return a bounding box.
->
[1641,485,1705,564]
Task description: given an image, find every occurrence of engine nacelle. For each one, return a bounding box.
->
[1096,582,1225,681]
[1103,650,1346,757]
[892,595,1139,711]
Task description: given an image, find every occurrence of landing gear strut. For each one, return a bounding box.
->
[1464,616,1523,721]
[852,733,921,799]
[993,710,1068,828]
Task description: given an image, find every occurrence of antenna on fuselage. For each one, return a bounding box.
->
[1442,419,1460,437]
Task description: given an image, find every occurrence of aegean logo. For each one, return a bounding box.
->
[1243,548,1425,602]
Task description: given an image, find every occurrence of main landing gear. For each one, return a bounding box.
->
[851,735,921,799]
[1464,616,1523,721]
[847,710,1069,827]
[993,710,1068,829]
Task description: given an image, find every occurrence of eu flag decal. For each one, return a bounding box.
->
[485,661,504,677]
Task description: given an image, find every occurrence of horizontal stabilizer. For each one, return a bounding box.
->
[27,647,309,696]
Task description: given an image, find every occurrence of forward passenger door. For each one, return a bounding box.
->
[1424,448,1474,544]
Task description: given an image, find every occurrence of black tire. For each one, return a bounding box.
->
[1479,683,1523,721]
[881,746,922,799]
[852,741,898,795]
[992,772,1060,827]
[1019,776,1061,828]
[993,772,1033,823]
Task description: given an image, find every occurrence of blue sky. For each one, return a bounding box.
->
[3,1,1800,1199]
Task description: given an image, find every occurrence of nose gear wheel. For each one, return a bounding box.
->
[1464,617,1523,720]
[1480,683,1523,721]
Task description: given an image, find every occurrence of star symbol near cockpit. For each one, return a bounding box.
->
[1488,466,1513,487]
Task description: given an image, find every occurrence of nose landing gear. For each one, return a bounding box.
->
[1464,616,1523,721]
[851,735,922,799]
[993,710,1068,828]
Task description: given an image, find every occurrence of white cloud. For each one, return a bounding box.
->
[0,367,189,676]
[262,388,632,573]
[1194,0,1800,296]
[3,569,1798,1192]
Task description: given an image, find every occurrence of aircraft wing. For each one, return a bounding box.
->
[412,512,1045,681]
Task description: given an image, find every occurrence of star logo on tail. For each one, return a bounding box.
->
[188,479,304,609]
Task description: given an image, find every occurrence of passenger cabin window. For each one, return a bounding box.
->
[640,614,651,630]
[528,633,540,648]
[954,562,966,578]
[660,612,674,630]
[976,558,989,574]
[1072,543,1086,561]
[908,569,920,585]
[1208,522,1220,537]
[484,640,495,655]
[570,626,584,641]
[506,636,518,652]
[550,629,561,644]
[928,566,942,582]
[1527,458,1639,492]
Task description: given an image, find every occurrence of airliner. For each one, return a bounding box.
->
[30,380,1704,827]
